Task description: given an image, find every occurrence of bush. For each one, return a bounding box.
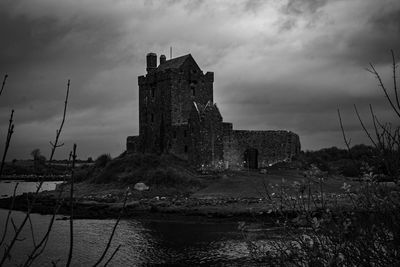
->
[91,153,201,189]
[95,153,112,168]
[74,166,95,182]
[339,160,361,177]
[145,167,191,187]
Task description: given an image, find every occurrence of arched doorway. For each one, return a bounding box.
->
[244,148,258,169]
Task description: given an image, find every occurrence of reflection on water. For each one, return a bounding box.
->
[0,209,273,266]
[0,181,62,198]
[0,181,274,266]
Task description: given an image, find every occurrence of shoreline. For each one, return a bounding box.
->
[0,192,295,222]
[0,176,66,182]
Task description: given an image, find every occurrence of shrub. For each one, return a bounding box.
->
[95,153,112,168]
[339,160,361,177]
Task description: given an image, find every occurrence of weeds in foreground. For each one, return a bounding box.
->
[242,50,400,266]
[242,170,400,266]
[0,77,127,266]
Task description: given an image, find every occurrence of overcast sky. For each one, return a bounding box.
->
[1,0,400,160]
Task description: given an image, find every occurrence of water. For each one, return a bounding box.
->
[0,181,274,266]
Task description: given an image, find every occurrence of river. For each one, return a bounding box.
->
[0,181,273,266]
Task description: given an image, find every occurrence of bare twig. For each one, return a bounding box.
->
[369,105,383,148]
[374,115,400,148]
[66,144,77,267]
[49,79,70,164]
[0,80,71,266]
[22,151,72,266]
[103,245,121,267]
[26,201,37,248]
[0,74,7,97]
[367,62,400,118]
[337,109,352,152]
[0,109,15,178]
[92,188,129,267]
[391,50,399,111]
[354,105,377,148]
[0,183,18,247]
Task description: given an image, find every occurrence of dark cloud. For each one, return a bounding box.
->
[345,8,400,65]
[1,0,399,159]
[282,0,328,15]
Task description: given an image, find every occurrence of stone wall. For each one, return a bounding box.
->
[169,124,190,160]
[223,130,301,169]
[188,102,224,168]
[126,135,139,152]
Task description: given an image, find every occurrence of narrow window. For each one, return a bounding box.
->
[192,87,195,96]
[151,113,154,122]
[151,87,155,97]
[184,130,187,137]
[173,131,177,138]
[184,145,188,153]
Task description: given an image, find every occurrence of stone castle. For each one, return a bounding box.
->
[127,53,301,169]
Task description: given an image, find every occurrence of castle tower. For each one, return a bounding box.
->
[127,51,301,170]
[137,52,215,157]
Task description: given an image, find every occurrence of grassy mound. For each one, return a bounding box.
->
[85,152,205,191]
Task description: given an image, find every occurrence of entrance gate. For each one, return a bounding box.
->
[244,148,258,169]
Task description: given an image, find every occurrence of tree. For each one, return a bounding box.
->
[31,148,46,173]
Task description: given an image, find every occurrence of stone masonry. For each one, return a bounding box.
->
[127,52,301,170]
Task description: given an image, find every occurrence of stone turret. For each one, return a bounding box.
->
[160,54,166,65]
[146,52,157,73]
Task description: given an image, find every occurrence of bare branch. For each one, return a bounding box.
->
[368,63,400,118]
[391,50,399,111]
[0,182,18,247]
[0,109,15,178]
[337,108,352,152]
[49,79,70,163]
[103,245,121,267]
[374,116,400,147]
[10,218,17,233]
[0,80,71,265]
[55,143,64,148]
[22,153,70,266]
[27,213,37,248]
[354,105,377,147]
[92,188,130,267]
[66,144,77,267]
[0,74,8,97]
[369,105,383,149]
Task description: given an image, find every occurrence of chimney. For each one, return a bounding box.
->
[146,52,157,73]
[160,54,166,65]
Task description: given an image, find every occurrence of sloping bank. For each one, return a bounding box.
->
[0,189,290,221]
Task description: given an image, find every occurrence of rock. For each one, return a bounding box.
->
[134,182,149,191]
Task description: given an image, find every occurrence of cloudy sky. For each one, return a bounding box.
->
[1,0,399,160]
